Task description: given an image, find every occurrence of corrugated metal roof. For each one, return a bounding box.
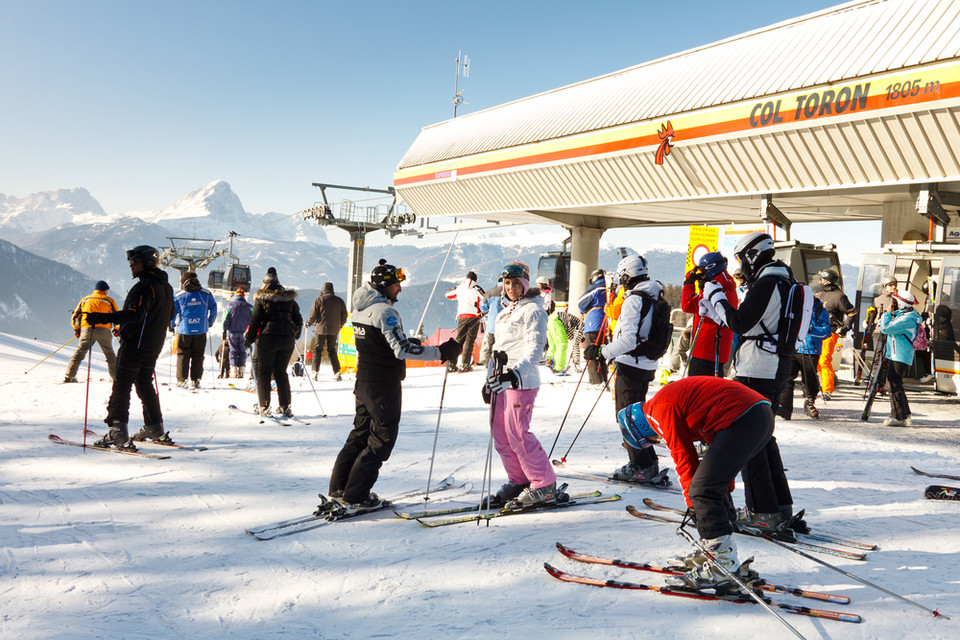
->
[397,0,960,170]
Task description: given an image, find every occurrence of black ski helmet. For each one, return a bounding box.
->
[817,269,839,286]
[589,269,605,284]
[126,245,159,268]
[370,258,405,289]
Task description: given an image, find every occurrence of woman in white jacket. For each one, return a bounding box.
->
[484,260,559,508]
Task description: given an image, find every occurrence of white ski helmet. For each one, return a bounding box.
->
[733,232,775,282]
[616,254,649,286]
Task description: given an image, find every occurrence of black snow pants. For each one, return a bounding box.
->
[106,344,163,428]
[329,377,403,503]
[615,363,657,470]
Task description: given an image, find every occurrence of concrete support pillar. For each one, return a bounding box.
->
[569,227,603,315]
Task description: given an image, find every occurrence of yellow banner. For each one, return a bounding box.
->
[686,226,720,274]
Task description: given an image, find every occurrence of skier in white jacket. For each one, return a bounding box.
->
[483,260,559,509]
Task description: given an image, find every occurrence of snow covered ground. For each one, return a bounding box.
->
[2,331,960,639]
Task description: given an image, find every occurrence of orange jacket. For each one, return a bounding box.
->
[71,290,119,329]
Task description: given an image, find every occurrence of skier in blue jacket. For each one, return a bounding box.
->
[171,272,218,388]
[879,290,922,426]
[776,296,830,419]
[577,269,608,384]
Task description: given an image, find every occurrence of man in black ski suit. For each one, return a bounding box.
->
[815,269,856,399]
[701,231,802,540]
[84,245,175,450]
[328,259,462,510]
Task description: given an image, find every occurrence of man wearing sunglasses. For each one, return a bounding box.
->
[328,259,462,512]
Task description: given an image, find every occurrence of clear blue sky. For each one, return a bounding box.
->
[2,0,875,260]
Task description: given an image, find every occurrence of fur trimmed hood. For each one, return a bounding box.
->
[254,287,298,304]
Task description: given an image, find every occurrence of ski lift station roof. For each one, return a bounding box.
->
[393,0,960,230]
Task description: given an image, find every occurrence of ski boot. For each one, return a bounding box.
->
[735,508,797,543]
[94,421,137,451]
[611,463,672,487]
[334,373,342,381]
[666,535,755,594]
[63,376,79,383]
[505,481,560,511]
[481,482,529,508]
[804,400,819,419]
[277,406,294,419]
[132,423,175,445]
[782,506,811,535]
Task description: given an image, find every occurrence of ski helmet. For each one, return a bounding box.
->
[892,290,918,309]
[817,269,839,286]
[881,275,897,287]
[733,232,775,282]
[126,245,159,268]
[370,258,405,289]
[589,269,605,284]
[536,276,552,293]
[697,252,728,281]
[615,254,649,286]
[617,403,657,449]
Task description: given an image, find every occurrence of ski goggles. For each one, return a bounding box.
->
[499,263,529,281]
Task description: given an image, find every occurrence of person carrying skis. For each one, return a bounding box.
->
[700,231,800,538]
[444,271,484,372]
[577,269,608,385]
[171,271,218,389]
[83,246,175,450]
[244,271,301,418]
[777,295,830,419]
[617,376,773,592]
[329,259,462,511]
[482,260,559,508]
[306,282,348,381]
[64,280,119,382]
[223,287,253,378]
[681,252,738,377]
[879,290,922,426]
[583,254,670,486]
[815,269,856,399]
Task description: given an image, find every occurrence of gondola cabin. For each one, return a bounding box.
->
[207,264,252,295]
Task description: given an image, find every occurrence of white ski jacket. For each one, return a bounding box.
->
[602,279,663,372]
[493,290,546,389]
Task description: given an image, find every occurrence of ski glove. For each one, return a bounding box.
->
[683,267,703,286]
[84,311,116,326]
[75,328,81,338]
[486,370,519,395]
[698,298,723,326]
[438,338,462,363]
[407,336,422,346]
[702,280,725,306]
[583,343,603,362]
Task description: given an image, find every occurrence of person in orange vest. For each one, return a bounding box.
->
[64,281,119,382]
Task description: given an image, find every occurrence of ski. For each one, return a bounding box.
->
[642,498,877,552]
[246,476,457,539]
[48,434,170,460]
[416,494,622,527]
[554,468,682,494]
[924,485,960,501]
[625,506,866,561]
[861,333,887,421]
[543,563,863,624]
[554,542,851,604]
[393,490,601,520]
[912,467,960,482]
[84,429,207,451]
[228,404,291,426]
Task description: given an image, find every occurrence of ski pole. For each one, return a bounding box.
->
[681,321,704,379]
[714,324,722,377]
[478,352,505,526]
[82,348,93,448]
[558,371,612,463]
[24,335,77,374]
[294,342,327,417]
[423,366,450,504]
[415,231,459,338]
[548,316,608,460]
[675,525,809,639]
[756,528,948,619]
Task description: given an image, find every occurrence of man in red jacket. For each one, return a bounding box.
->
[618,376,775,592]
[680,252,738,376]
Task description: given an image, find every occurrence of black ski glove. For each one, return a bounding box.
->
[407,336,422,346]
[583,343,603,362]
[74,328,81,338]
[438,338,462,363]
[84,311,116,326]
[486,370,519,394]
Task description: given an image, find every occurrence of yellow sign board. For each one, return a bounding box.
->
[685,226,720,274]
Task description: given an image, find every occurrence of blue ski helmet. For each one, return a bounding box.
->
[697,251,728,281]
[617,403,657,449]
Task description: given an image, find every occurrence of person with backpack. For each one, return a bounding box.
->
[777,295,830,419]
[583,254,672,486]
[681,252,738,377]
[701,231,803,539]
[878,290,923,426]
[577,269,609,385]
[815,269,856,399]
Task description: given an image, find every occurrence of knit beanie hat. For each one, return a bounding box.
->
[95,280,109,292]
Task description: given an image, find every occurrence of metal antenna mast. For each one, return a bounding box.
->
[453,50,469,117]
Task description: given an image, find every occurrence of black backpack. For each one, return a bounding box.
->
[626,287,674,360]
[754,274,813,357]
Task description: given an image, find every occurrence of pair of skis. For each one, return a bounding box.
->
[228,404,310,426]
[546,542,862,624]
[404,489,621,527]
[49,430,208,459]
[555,469,681,494]
[861,332,888,420]
[911,467,960,501]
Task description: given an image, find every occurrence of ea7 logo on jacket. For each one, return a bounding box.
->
[354,325,366,337]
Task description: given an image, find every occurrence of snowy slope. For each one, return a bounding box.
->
[2,333,960,639]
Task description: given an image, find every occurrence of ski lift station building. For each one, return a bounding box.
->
[393,0,960,306]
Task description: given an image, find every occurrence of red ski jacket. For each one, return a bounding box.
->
[643,377,769,506]
[681,271,738,363]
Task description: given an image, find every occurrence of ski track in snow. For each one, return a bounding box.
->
[1,331,960,638]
